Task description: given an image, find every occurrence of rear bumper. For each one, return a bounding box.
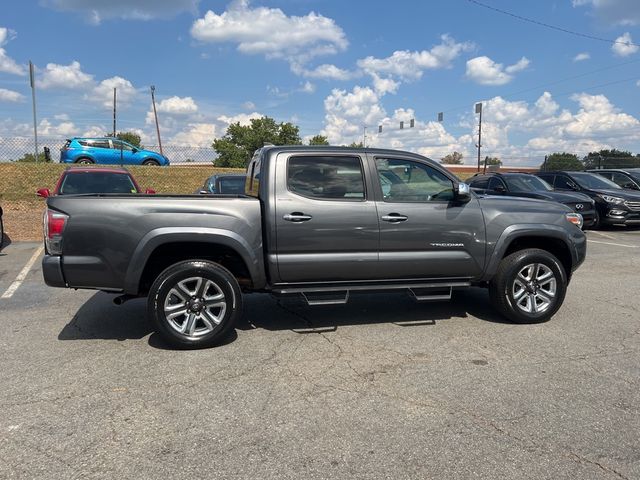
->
[42,255,67,287]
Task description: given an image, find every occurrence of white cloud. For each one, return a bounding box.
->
[0,88,24,102]
[191,0,347,64]
[217,111,263,127]
[611,32,639,56]
[91,76,137,108]
[39,61,94,89]
[0,27,26,76]
[291,63,355,81]
[321,86,386,144]
[156,96,198,115]
[357,35,473,81]
[301,81,316,94]
[43,0,199,24]
[242,101,255,110]
[573,52,591,62]
[573,0,640,26]
[170,123,218,147]
[370,74,400,95]
[466,56,530,86]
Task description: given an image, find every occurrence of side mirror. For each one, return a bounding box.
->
[36,188,50,198]
[455,182,471,202]
[132,148,138,154]
[145,188,156,194]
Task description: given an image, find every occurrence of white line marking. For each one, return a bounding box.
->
[589,230,617,240]
[587,239,638,249]
[1,246,44,299]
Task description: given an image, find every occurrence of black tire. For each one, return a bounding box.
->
[590,210,601,230]
[147,260,242,349]
[142,159,160,166]
[489,248,567,324]
[75,157,94,165]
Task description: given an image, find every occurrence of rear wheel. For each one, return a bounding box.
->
[148,260,242,349]
[489,248,567,324]
[75,157,94,165]
[142,159,160,166]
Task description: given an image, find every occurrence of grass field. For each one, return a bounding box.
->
[0,162,475,241]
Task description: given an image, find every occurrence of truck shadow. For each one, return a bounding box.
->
[237,287,509,332]
[58,288,509,349]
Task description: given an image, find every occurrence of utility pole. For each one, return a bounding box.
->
[112,87,117,138]
[362,126,367,147]
[150,85,163,155]
[29,61,39,162]
[475,102,483,172]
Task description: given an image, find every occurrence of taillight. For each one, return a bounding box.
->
[43,208,68,255]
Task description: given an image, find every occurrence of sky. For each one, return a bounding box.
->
[1,0,640,165]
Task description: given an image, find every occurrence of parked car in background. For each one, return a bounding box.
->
[587,168,640,191]
[37,167,156,198]
[60,138,170,166]
[469,172,596,228]
[195,174,247,194]
[536,171,640,228]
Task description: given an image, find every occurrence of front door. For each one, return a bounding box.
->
[275,153,380,283]
[373,156,486,280]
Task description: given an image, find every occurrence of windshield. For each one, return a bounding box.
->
[504,175,553,192]
[625,169,640,183]
[571,172,621,190]
[59,172,138,195]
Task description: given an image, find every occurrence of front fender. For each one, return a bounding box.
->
[481,224,584,282]
[123,227,266,294]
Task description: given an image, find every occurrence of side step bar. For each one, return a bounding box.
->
[273,281,469,306]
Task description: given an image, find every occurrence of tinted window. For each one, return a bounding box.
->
[469,176,489,189]
[88,140,110,149]
[611,172,633,187]
[504,175,553,192]
[59,172,137,195]
[375,158,454,202]
[217,177,247,194]
[570,172,621,189]
[288,156,365,200]
[554,175,578,190]
[536,174,554,185]
[246,155,261,197]
[112,140,133,151]
[487,177,506,191]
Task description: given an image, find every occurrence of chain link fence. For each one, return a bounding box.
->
[0,136,217,164]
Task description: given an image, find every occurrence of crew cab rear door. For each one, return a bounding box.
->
[274,152,380,282]
[370,154,486,279]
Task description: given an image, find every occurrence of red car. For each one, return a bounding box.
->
[37,167,155,198]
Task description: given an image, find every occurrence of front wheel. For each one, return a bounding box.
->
[75,157,94,165]
[148,260,242,349]
[489,248,567,324]
[142,159,160,166]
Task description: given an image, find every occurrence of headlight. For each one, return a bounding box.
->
[565,213,583,229]
[598,194,624,205]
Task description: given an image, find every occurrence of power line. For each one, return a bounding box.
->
[465,0,639,48]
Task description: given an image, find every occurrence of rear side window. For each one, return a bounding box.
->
[537,174,554,185]
[288,156,365,200]
[59,172,137,195]
[88,140,110,149]
[470,176,489,189]
[554,175,576,190]
[488,177,506,191]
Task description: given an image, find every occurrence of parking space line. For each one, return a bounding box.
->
[587,239,638,249]
[1,246,44,299]
[589,231,618,240]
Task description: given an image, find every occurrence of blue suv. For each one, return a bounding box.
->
[60,138,170,166]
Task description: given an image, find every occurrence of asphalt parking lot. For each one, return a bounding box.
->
[1,231,639,479]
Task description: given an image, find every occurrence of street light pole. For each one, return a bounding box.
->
[150,85,163,156]
[475,102,483,172]
[29,61,39,162]
[112,87,117,138]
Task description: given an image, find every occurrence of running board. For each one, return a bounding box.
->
[302,291,350,306]
[408,287,452,302]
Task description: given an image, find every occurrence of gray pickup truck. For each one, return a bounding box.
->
[43,146,586,348]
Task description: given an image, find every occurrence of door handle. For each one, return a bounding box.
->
[381,213,408,223]
[283,212,313,222]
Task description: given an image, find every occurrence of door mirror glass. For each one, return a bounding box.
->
[456,182,471,202]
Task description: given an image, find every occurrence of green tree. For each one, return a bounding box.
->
[115,131,143,148]
[348,141,364,148]
[583,149,640,169]
[13,152,49,163]
[484,156,502,167]
[308,135,329,146]
[213,116,302,168]
[542,152,583,171]
[441,151,464,165]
